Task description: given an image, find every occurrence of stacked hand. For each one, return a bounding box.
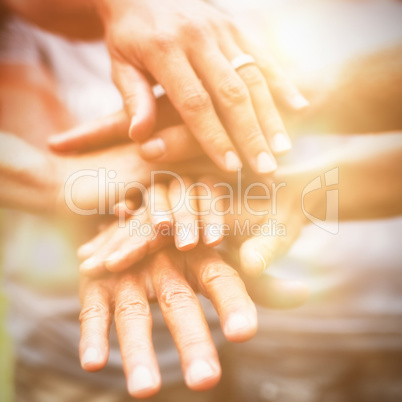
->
[79,245,308,398]
[43,0,312,397]
[49,0,309,174]
[76,171,312,398]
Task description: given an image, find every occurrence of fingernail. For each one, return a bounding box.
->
[77,243,95,259]
[225,313,250,335]
[256,252,267,272]
[129,117,138,140]
[81,347,99,367]
[204,232,221,247]
[80,256,99,272]
[153,215,172,227]
[105,251,122,265]
[128,365,156,395]
[272,133,292,154]
[289,94,309,110]
[186,360,216,387]
[140,138,166,160]
[176,232,198,250]
[224,150,242,172]
[257,152,277,173]
[175,226,198,250]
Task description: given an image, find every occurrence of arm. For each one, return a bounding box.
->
[0,61,223,215]
[8,0,309,174]
[3,0,103,40]
[76,132,402,277]
[0,132,60,213]
[290,44,402,134]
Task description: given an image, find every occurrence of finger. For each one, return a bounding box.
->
[168,176,199,251]
[139,125,203,162]
[150,250,221,391]
[190,44,277,174]
[238,214,303,278]
[78,222,117,261]
[244,274,310,309]
[113,270,161,398]
[79,215,149,276]
[79,276,113,372]
[147,183,173,227]
[98,198,172,274]
[236,33,309,111]
[187,246,257,342]
[103,217,172,273]
[111,59,156,141]
[113,199,137,219]
[144,47,242,172]
[222,39,292,155]
[239,234,280,277]
[197,176,225,247]
[48,110,130,152]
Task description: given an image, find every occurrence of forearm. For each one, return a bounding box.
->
[292,45,402,134]
[336,133,402,220]
[292,133,402,221]
[0,132,59,213]
[3,0,103,40]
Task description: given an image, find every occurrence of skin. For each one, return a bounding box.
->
[79,244,309,398]
[48,44,402,156]
[76,132,402,278]
[3,17,402,399]
[4,0,309,174]
[0,24,309,399]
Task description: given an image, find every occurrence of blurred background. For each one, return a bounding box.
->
[1,0,402,401]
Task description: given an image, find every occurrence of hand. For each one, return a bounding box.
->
[77,168,319,278]
[77,176,226,275]
[51,141,221,217]
[79,245,257,397]
[79,244,308,398]
[52,0,309,173]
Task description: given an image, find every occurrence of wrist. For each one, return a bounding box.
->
[91,0,127,24]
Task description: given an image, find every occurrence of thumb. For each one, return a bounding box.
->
[48,109,130,152]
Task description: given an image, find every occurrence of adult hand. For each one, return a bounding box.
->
[77,170,316,279]
[79,245,258,397]
[79,244,308,398]
[51,141,220,218]
[52,0,309,173]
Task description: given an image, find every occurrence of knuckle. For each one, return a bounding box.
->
[239,67,266,87]
[200,260,238,287]
[218,77,249,106]
[180,89,211,113]
[180,336,211,353]
[159,283,195,311]
[243,129,265,147]
[201,127,231,150]
[115,297,150,320]
[181,20,209,40]
[149,32,176,54]
[79,303,110,323]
